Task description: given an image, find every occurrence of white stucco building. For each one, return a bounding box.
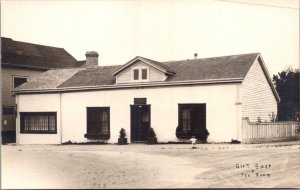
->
[14,52,279,144]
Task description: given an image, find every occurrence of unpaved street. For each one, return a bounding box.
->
[2,142,300,189]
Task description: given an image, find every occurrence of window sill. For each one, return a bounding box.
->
[176,128,208,140]
[20,131,57,134]
[131,80,150,83]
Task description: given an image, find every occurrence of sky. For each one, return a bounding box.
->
[1,0,299,76]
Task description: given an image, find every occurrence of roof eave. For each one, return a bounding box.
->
[1,63,49,71]
[256,54,281,103]
[13,78,243,94]
[112,56,139,76]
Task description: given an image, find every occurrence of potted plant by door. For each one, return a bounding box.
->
[147,127,158,144]
[118,128,128,145]
[196,128,210,143]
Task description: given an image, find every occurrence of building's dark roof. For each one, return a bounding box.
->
[164,53,258,81]
[59,65,119,87]
[77,60,86,68]
[59,53,259,88]
[18,68,84,90]
[1,37,84,69]
[136,56,175,74]
[16,53,260,91]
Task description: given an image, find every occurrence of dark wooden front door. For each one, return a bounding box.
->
[130,105,151,142]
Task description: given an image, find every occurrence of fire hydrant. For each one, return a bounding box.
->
[190,136,197,149]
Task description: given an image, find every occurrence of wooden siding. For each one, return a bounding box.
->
[116,61,165,83]
[242,118,300,143]
[116,67,131,83]
[241,59,277,122]
[2,67,43,106]
[2,67,44,131]
[149,66,165,81]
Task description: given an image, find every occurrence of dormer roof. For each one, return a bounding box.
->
[112,56,175,76]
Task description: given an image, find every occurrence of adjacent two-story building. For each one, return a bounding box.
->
[1,37,83,143]
[13,52,279,144]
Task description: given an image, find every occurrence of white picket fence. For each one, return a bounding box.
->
[242,117,300,143]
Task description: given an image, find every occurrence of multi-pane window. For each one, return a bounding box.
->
[177,104,206,139]
[20,112,57,134]
[132,68,148,81]
[141,69,147,80]
[182,109,191,131]
[13,77,27,88]
[133,69,139,80]
[100,111,109,133]
[85,107,110,140]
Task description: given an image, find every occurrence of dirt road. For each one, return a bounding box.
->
[2,142,300,189]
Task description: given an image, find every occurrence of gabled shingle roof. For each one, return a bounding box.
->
[15,53,260,91]
[164,53,258,81]
[59,65,119,88]
[138,56,175,74]
[16,68,84,90]
[1,37,83,69]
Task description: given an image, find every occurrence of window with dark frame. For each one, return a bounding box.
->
[134,98,147,105]
[177,104,206,139]
[13,77,27,88]
[133,69,139,80]
[85,107,110,140]
[141,68,148,80]
[3,106,16,115]
[20,112,57,134]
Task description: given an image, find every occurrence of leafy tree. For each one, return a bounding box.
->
[273,67,299,121]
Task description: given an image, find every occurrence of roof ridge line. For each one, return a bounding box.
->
[1,37,65,49]
[161,52,260,63]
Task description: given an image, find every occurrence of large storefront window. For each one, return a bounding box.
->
[176,104,207,140]
[85,107,110,140]
[20,112,57,134]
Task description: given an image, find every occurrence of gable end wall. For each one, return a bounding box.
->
[241,59,277,122]
[116,61,165,83]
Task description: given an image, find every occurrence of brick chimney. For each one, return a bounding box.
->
[85,51,99,69]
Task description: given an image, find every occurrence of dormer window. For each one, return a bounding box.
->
[133,69,139,80]
[141,69,147,80]
[113,56,175,84]
[132,67,149,82]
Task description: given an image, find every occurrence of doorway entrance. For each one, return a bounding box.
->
[130,104,151,142]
